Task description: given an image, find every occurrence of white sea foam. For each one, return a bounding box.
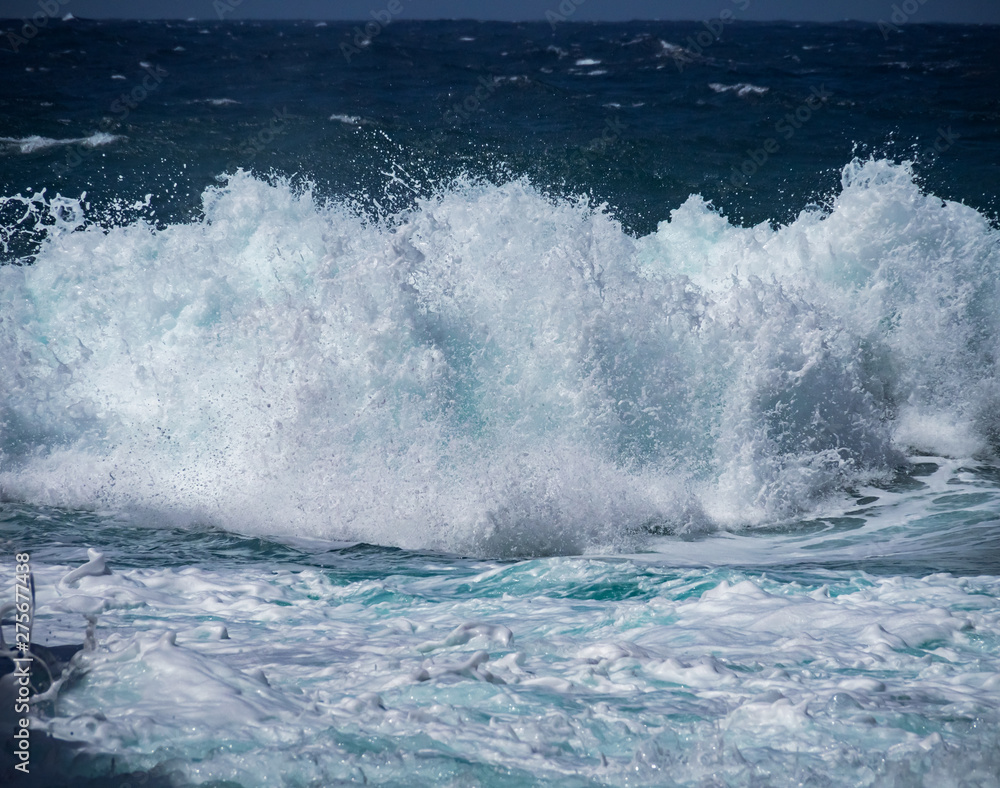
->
[658,40,700,62]
[0,132,121,154]
[1,159,998,556]
[19,552,1000,786]
[708,82,770,97]
[328,113,364,124]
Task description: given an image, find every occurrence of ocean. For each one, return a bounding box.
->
[1,15,1000,787]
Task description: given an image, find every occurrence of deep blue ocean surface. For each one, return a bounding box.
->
[2,17,1000,787]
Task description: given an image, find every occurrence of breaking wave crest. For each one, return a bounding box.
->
[1,159,998,556]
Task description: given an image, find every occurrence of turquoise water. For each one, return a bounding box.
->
[3,459,1000,786]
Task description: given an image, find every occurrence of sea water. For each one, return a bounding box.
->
[1,18,999,787]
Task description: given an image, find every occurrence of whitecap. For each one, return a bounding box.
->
[708,82,769,97]
[328,113,363,125]
[0,132,122,154]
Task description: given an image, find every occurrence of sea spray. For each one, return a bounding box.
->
[1,159,998,555]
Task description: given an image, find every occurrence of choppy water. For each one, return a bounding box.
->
[1,17,999,788]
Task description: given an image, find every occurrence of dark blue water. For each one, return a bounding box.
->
[2,19,997,259]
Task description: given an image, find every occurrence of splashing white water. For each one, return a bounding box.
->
[1,159,998,555]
